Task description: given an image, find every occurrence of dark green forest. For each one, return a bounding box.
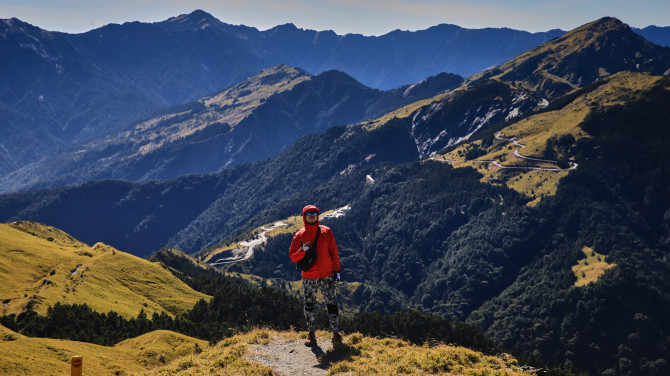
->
[228,160,534,317]
[0,273,304,346]
[469,79,670,376]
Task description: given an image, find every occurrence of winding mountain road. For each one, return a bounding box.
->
[475,132,578,171]
[207,205,352,268]
[208,221,288,267]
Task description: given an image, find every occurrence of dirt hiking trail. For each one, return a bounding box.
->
[246,333,346,376]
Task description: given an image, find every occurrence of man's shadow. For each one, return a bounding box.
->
[311,344,325,358]
[310,342,359,370]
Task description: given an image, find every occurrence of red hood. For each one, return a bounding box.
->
[302,205,320,229]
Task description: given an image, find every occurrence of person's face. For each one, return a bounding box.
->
[305,211,318,224]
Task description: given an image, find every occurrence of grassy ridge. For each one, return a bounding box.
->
[466,18,670,99]
[0,324,207,376]
[128,65,311,156]
[0,221,209,318]
[137,328,533,376]
[359,91,451,131]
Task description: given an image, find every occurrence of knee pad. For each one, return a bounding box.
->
[305,302,316,312]
[327,304,339,315]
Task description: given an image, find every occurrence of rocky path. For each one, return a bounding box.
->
[246,334,338,376]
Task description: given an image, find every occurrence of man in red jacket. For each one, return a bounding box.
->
[289,204,342,346]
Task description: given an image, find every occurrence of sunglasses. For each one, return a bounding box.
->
[305,211,318,216]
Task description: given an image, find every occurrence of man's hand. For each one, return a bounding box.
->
[333,272,341,283]
[301,241,310,252]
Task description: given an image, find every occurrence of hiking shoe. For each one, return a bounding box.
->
[304,331,317,347]
[332,332,343,345]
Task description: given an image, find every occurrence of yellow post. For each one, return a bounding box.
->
[71,356,83,376]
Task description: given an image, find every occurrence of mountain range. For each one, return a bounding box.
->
[633,25,670,47]
[1,13,670,376]
[0,10,566,179]
[3,13,667,193]
[0,65,463,192]
[1,17,668,254]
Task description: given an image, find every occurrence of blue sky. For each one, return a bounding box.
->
[1,0,668,35]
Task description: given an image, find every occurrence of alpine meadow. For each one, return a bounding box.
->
[1,9,670,376]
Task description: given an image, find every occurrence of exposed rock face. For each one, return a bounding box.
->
[409,80,546,157]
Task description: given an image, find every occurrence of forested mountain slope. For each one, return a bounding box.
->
[217,73,670,376]
[467,75,670,376]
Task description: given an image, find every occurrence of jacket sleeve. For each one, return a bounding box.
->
[328,229,341,272]
[288,232,305,263]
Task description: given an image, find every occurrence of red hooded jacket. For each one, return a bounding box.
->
[289,205,341,279]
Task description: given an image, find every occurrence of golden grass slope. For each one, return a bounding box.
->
[572,247,617,287]
[203,65,310,120]
[115,330,209,369]
[438,72,664,206]
[467,18,636,98]
[0,324,207,376]
[0,221,209,318]
[136,328,534,376]
[359,91,452,132]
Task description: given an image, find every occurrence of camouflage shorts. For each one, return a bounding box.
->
[303,277,339,332]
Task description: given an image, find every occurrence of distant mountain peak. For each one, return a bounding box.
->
[162,9,221,30]
[267,23,300,35]
[469,16,670,99]
[570,16,628,37]
[274,23,299,30]
[262,63,305,75]
[189,9,215,18]
[1,17,39,32]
